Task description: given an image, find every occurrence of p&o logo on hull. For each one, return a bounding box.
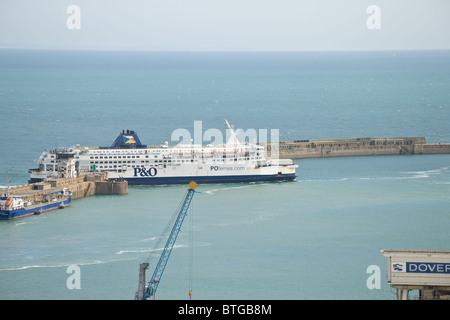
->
[134,167,158,177]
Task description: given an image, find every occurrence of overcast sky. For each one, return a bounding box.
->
[1,0,449,51]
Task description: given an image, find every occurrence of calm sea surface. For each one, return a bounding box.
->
[0,50,449,300]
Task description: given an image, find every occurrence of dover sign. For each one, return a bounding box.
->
[391,262,450,274]
[381,249,450,286]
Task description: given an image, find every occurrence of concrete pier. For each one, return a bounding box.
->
[95,179,128,196]
[265,137,450,159]
[3,172,128,202]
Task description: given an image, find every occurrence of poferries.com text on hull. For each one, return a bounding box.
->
[29,121,298,185]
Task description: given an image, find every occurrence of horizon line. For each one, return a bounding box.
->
[1,47,450,53]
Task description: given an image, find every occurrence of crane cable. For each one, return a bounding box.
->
[143,190,189,266]
[188,196,194,299]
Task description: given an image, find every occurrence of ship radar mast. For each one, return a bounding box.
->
[224,119,241,148]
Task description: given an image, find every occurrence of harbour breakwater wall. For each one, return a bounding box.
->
[3,137,448,201]
[5,172,128,202]
[265,137,450,159]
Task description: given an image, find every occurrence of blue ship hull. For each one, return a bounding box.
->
[120,173,296,185]
[0,194,72,220]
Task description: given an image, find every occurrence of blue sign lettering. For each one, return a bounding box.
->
[133,167,157,177]
[407,262,450,274]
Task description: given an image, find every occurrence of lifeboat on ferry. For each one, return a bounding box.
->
[5,198,13,207]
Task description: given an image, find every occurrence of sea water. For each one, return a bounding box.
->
[0,50,449,300]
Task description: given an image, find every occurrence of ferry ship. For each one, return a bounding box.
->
[0,189,72,220]
[29,121,297,185]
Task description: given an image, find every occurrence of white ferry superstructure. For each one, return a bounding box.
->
[29,121,297,185]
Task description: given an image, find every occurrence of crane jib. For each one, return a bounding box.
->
[142,186,197,300]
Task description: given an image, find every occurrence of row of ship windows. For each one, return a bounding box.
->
[91,160,187,164]
[89,157,255,164]
[89,155,151,159]
[48,157,257,164]
[93,164,155,169]
[90,149,181,156]
[88,155,260,159]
